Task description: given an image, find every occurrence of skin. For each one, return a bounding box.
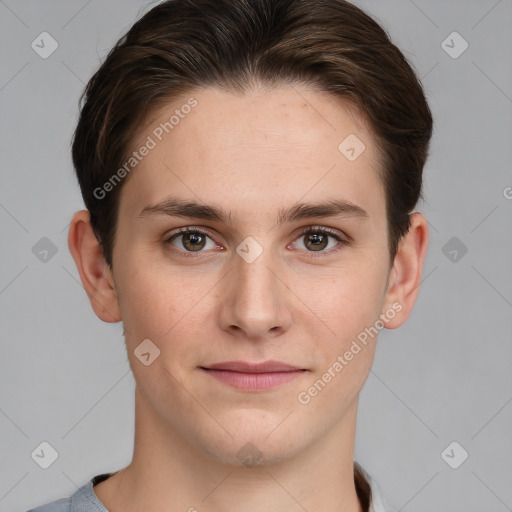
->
[68,83,428,512]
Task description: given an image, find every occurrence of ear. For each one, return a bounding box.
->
[380,212,429,329]
[67,210,121,323]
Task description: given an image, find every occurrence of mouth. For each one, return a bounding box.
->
[200,360,308,391]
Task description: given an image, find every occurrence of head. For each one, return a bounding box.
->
[68,0,431,468]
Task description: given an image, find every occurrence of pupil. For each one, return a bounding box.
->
[308,233,327,251]
[184,233,205,251]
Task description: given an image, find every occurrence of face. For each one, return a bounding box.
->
[107,83,398,465]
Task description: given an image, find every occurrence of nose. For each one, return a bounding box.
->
[217,243,293,342]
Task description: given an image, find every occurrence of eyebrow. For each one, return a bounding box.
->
[138,195,369,224]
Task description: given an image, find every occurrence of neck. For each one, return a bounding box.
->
[94,385,364,512]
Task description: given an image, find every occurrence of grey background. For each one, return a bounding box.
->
[1,0,511,510]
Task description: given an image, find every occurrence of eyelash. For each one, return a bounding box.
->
[163,226,350,259]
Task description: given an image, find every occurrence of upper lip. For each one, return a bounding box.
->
[201,360,305,373]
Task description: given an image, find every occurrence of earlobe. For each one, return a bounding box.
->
[67,210,122,323]
[380,212,429,329]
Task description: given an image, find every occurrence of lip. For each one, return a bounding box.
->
[200,360,307,391]
[203,360,304,373]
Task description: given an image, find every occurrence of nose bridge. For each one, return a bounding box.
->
[219,235,291,338]
[237,248,277,298]
[235,238,280,310]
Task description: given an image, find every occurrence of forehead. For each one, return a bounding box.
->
[119,84,386,225]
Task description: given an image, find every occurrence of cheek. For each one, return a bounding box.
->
[113,251,179,341]
[300,256,388,335]
[114,252,218,365]
[294,267,385,411]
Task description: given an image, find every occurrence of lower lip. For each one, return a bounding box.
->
[201,368,305,391]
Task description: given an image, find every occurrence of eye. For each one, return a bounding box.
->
[163,225,349,258]
[164,227,219,257]
[291,226,347,257]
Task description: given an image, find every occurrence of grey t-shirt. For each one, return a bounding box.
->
[27,466,395,512]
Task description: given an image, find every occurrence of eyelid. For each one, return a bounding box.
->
[165,225,218,241]
[296,224,349,241]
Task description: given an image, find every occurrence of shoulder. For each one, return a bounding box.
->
[26,497,72,512]
[25,472,114,512]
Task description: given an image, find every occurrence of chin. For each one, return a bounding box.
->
[206,439,294,467]
[185,402,324,468]
[197,419,303,468]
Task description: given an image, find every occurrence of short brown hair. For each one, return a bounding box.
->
[72,0,433,268]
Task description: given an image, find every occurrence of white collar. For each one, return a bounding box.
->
[357,464,395,512]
